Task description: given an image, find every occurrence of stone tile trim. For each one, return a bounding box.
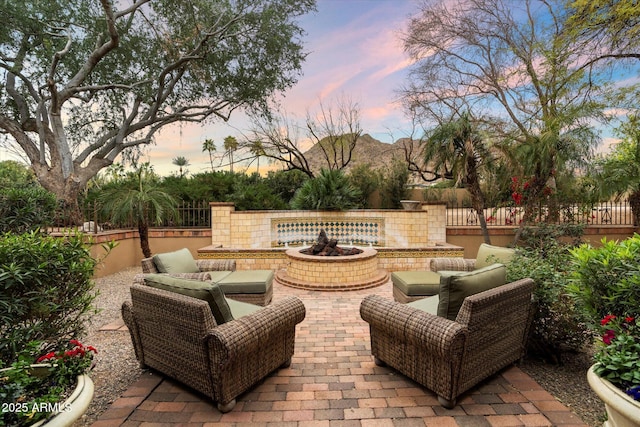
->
[272,217,385,247]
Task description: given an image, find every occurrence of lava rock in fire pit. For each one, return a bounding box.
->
[300,229,363,256]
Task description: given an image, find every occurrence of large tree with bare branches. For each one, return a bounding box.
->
[242,97,362,177]
[400,0,621,242]
[0,0,315,222]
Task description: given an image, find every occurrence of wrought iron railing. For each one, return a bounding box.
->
[52,200,212,233]
[447,201,634,227]
[52,199,635,232]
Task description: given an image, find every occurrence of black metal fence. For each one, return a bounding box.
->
[53,199,635,233]
[447,201,635,227]
[54,200,212,233]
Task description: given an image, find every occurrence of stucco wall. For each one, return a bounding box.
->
[84,229,211,278]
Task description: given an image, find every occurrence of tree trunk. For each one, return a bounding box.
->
[35,172,85,226]
[629,190,640,227]
[465,154,491,244]
[32,157,109,226]
[138,223,151,258]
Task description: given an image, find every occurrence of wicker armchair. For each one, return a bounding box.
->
[360,278,535,408]
[122,284,305,412]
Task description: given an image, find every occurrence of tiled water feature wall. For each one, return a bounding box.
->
[207,202,447,247]
[198,202,463,272]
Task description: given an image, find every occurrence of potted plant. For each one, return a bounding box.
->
[569,235,640,427]
[1,340,97,426]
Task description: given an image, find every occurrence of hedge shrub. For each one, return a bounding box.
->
[569,234,640,325]
[0,231,98,366]
[0,186,57,234]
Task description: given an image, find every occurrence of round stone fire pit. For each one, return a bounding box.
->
[274,247,388,291]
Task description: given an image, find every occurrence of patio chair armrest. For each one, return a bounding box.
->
[360,295,467,358]
[430,258,476,272]
[206,296,305,361]
[196,259,236,272]
[121,300,144,365]
[168,272,212,281]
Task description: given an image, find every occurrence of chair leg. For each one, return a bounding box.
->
[217,399,236,413]
[374,356,386,367]
[281,358,292,368]
[437,395,456,409]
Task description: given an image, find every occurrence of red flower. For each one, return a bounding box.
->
[625,316,635,323]
[601,314,617,325]
[603,329,616,345]
[512,192,523,205]
[36,352,56,363]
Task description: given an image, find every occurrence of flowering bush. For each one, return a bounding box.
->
[36,339,97,382]
[594,315,640,401]
[510,175,554,207]
[0,340,97,426]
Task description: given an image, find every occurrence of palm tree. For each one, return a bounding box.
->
[202,139,216,172]
[99,164,178,257]
[250,139,265,175]
[224,136,239,173]
[595,114,640,226]
[290,168,361,211]
[172,156,190,178]
[423,112,492,243]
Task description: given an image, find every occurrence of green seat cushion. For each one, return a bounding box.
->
[143,274,234,325]
[407,295,440,315]
[152,248,199,274]
[227,298,262,318]
[207,270,234,283]
[475,244,515,269]
[391,271,441,296]
[437,263,507,321]
[217,270,274,294]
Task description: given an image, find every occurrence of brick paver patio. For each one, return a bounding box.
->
[92,278,588,427]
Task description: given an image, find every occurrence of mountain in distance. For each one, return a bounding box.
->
[302,133,423,177]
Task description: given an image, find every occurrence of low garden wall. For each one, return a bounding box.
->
[82,213,636,278]
[207,202,448,248]
[197,202,463,271]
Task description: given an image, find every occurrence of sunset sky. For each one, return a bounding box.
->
[149,0,419,176]
[0,0,631,176]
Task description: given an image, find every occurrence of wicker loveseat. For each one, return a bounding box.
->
[122,283,306,412]
[137,248,273,306]
[360,269,534,408]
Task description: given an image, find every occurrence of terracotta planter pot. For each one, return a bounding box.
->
[587,365,640,427]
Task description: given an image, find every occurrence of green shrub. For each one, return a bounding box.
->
[378,160,409,209]
[263,169,308,205]
[229,179,289,210]
[568,234,640,327]
[507,225,590,363]
[0,232,99,366]
[347,164,379,208]
[290,169,361,210]
[0,187,57,234]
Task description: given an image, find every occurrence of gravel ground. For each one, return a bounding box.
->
[73,267,144,427]
[75,268,605,427]
[520,352,605,427]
